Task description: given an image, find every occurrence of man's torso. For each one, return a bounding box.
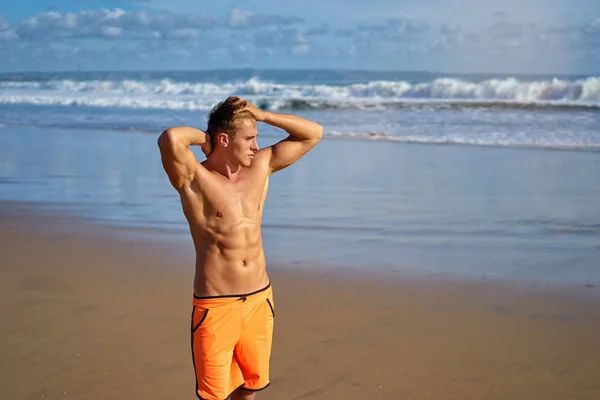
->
[180,159,270,297]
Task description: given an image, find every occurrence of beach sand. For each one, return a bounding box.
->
[2,205,600,400]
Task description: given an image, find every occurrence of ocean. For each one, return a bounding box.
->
[1,69,599,284]
[1,69,599,149]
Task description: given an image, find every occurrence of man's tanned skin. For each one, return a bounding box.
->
[158,97,323,400]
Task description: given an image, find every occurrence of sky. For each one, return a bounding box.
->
[0,0,599,74]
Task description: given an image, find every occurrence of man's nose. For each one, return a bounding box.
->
[251,138,259,150]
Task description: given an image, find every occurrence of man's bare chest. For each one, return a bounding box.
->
[189,174,269,222]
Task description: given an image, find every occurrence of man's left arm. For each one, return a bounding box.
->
[258,111,323,173]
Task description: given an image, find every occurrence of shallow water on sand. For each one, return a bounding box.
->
[1,126,599,284]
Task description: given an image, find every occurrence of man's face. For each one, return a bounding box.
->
[229,118,259,167]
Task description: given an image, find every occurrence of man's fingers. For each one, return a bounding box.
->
[232,101,250,112]
[230,96,247,105]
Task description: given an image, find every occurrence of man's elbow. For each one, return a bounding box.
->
[313,124,324,141]
[158,128,178,149]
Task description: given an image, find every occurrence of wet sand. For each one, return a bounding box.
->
[2,205,600,400]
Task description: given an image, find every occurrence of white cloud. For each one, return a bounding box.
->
[421,15,600,74]
[333,16,430,50]
[102,26,123,37]
[0,15,17,42]
[12,8,217,41]
[358,17,430,39]
[0,16,9,31]
[292,44,310,54]
[0,30,18,42]
[253,28,307,48]
[488,20,534,40]
[227,8,303,29]
[103,9,127,20]
[584,17,600,34]
[1,5,598,74]
[167,28,200,38]
[440,25,461,36]
[305,25,329,36]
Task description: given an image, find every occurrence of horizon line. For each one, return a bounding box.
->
[0,67,597,78]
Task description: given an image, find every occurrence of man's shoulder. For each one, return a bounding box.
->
[249,150,272,173]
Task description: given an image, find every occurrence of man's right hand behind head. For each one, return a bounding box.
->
[201,135,212,158]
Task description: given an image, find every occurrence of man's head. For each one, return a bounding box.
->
[206,97,259,167]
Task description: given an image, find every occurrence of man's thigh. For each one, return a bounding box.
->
[234,291,275,391]
[191,306,245,399]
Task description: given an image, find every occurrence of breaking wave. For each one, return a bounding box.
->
[1,76,599,111]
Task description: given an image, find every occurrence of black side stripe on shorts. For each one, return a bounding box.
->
[191,308,209,400]
[266,298,275,318]
[192,309,209,332]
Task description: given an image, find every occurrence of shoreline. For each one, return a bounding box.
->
[2,125,599,287]
[2,199,600,296]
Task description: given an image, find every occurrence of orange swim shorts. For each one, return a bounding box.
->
[190,283,275,400]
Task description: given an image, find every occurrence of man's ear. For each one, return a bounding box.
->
[217,132,229,147]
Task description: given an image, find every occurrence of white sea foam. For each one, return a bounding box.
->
[0,94,216,111]
[1,77,599,110]
[2,75,599,151]
[325,131,600,151]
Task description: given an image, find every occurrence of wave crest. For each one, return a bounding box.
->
[1,76,599,110]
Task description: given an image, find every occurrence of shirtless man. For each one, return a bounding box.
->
[157,97,323,400]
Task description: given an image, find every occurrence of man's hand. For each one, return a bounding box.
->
[201,137,212,158]
[232,97,268,122]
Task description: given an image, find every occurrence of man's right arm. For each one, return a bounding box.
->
[157,126,211,191]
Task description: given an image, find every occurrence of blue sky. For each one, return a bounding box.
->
[1,0,599,74]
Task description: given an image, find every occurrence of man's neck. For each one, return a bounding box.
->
[205,153,242,181]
